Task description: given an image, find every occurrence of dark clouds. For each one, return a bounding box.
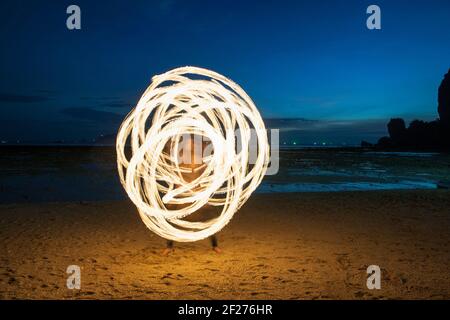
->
[0,93,49,103]
[79,96,134,108]
[269,118,388,145]
[61,107,123,123]
[101,101,132,108]
[264,118,317,129]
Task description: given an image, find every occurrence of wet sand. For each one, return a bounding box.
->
[0,190,449,299]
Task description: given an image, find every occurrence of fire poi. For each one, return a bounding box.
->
[116,66,269,242]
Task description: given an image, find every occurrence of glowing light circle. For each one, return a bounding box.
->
[116,66,269,242]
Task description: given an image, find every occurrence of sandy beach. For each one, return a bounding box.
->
[1,190,449,299]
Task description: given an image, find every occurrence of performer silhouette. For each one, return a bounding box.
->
[161,135,221,256]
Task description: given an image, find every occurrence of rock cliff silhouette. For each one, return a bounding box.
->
[374,69,450,150]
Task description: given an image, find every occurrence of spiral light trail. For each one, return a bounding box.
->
[116,66,269,242]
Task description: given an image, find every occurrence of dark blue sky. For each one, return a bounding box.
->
[0,0,449,144]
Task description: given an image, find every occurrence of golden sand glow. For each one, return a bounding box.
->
[116,66,269,242]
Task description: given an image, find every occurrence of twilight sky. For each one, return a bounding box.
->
[0,0,449,145]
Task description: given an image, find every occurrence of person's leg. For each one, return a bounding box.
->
[162,240,174,256]
[210,235,221,253]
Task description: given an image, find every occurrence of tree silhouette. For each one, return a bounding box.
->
[408,120,428,147]
[387,118,406,144]
[377,136,392,148]
[438,68,450,125]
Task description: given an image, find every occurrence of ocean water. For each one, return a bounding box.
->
[259,149,449,193]
[0,146,449,203]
